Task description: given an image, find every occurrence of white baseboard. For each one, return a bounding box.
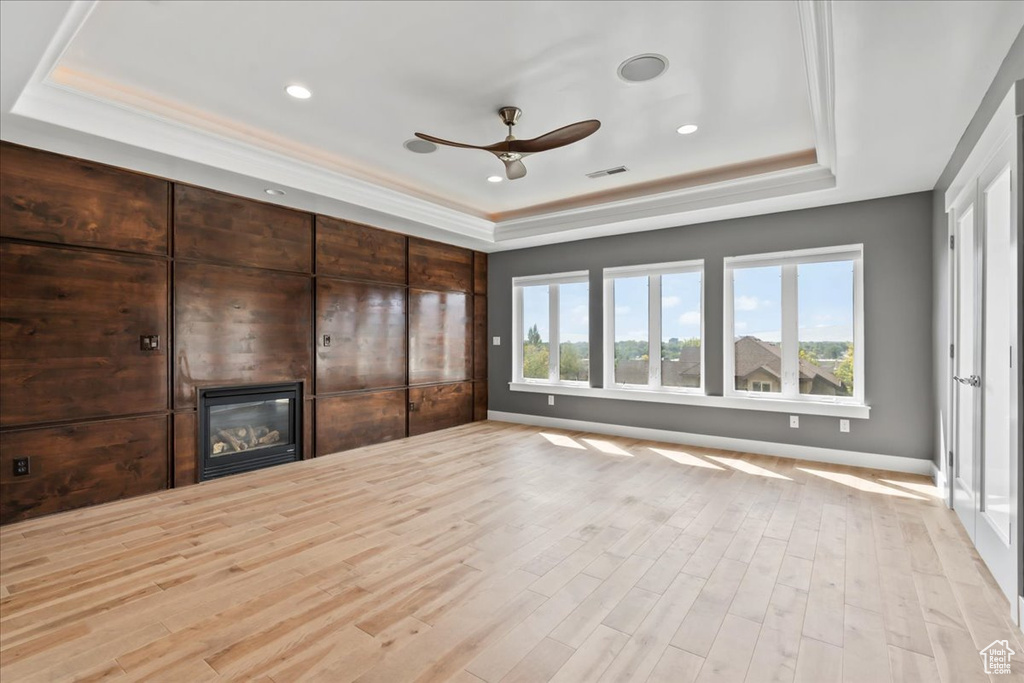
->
[488,410,934,476]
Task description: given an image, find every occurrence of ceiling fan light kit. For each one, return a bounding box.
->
[415,106,601,180]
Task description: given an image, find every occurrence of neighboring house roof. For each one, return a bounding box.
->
[732,336,844,389]
[652,337,844,390]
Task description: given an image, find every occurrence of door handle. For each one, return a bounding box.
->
[954,374,981,387]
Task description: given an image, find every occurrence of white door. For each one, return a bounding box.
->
[951,134,1019,614]
[951,195,979,538]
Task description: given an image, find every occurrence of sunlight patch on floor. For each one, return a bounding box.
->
[649,447,724,470]
[880,479,942,499]
[581,438,633,456]
[539,432,587,450]
[799,468,925,500]
[707,455,791,480]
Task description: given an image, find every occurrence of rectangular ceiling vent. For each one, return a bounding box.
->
[586,166,628,178]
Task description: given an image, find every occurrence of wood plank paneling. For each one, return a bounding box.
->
[409,382,472,436]
[474,381,488,421]
[317,279,406,393]
[474,252,488,295]
[0,143,169,255]
[173,185,312,273]
[474,295,488,380]
[316,390,407,456]
[409,238,473,292]
[304,398,314,460]
[0,416,168,524]
[316,216,406,284]
[0,243,169,427]
[408,289,472,385]
[173,262,312,409]
[173,412,197,488]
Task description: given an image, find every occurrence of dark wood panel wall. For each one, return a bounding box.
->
[0,142,488,524]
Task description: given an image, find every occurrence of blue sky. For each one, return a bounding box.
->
[522,282,590,343]
[523,261,852,344]
[734,261,854,342]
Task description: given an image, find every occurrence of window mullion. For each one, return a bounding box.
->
[513,286,523,382]
[649,275,662,388]
[781,264,799,397]
[549,285,559,383]
[604,278,615,387]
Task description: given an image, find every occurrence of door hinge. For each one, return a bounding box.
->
[950,235,955,250]
[950,343,955,359]
[948,450,954,467]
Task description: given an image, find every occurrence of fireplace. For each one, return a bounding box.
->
[198,382,302,481]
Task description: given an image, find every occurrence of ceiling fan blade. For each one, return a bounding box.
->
[503,119,601,154]
[414,132,492,151]
[503,158,527,180]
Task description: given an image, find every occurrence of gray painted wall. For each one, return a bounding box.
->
[489,192,935,461]
[930,28,1023,601]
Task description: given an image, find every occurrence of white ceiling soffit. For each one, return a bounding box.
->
[1,1,1021,251]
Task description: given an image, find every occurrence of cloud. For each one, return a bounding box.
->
[615,305,631,315]
[678,310,700,325]
[735,321,748,330]
[662,296,681,309]
[735,296,761,311]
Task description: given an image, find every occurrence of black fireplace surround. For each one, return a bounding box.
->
[198,382,302,481]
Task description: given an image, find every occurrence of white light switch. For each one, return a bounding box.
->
[840,419,850,433]
[789,415,799,429]
[492,336,501,346]
[548,395,555,406]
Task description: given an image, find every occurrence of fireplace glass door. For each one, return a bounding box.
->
[209,398,292,457]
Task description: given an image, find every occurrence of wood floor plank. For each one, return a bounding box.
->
[793,637,842,683]
[693,613,762,683]
[0,422,1002,683]
[647,645,704,683]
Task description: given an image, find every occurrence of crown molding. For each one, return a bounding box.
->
[797,0,837,175]
[492,163,836,244]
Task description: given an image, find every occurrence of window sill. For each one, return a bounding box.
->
[508,382,871,419]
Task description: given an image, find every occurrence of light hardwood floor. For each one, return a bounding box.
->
[1,421,1020,682]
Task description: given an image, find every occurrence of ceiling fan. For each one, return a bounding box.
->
[415,107,600,180]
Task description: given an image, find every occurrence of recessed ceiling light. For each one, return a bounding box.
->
[264,188,286,196]
[285,84,311,99]
[676,124,699,135]
[487,175,503,183]
[618,54,669,83]
[404,138,437,154]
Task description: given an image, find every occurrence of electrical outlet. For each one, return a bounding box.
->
[493,336,501,346]
[322,334,332,347]
[548,395,555,406]
[840,419,850,433]
[789,415,799,429]
[13,457,30,477]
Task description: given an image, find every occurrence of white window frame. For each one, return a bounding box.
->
[512,271,590,385]
[603,260,705,394]
[723,244,865,406]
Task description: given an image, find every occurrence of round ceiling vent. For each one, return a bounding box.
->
[617,54,669,83]
[404,138,438,154]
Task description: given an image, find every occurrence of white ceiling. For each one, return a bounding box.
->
[53,1,817,217]
[1,1,1022,251]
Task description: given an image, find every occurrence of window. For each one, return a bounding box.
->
[603,260,703,391]
[724,245,863,404]
[513,272,590,384]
